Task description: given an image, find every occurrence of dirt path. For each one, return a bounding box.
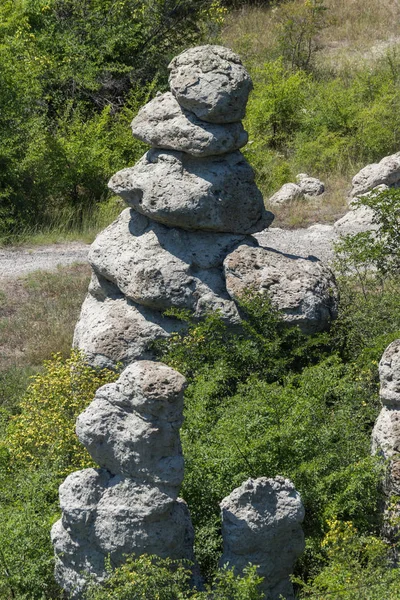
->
[0,242,90,279]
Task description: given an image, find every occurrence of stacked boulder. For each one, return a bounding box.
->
[73,44,338,369]
[371,339,400,562]
[51,361,195,597]
[220,477,305,600]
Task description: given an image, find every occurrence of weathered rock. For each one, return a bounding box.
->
[76,361,186,486]
[52,362,195,597]
[268,183,302,206]
[224,243,339,334]
[220,477,305,600]
[168,45,253,124]
[351,152,400,197]
[131,92,248,156]
[52,473,194,597]
[296,173,325,197]
[108,149,273,234]
[73,274,186,369]
[88,208,242,322]
[333,205,377,235]
[371,340,400,564]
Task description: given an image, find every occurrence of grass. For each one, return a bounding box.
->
[0,264,90,373]
[0,197,123,247]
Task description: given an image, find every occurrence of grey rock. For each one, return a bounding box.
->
[108,149,273,234]
[268,183,302,206]
[53,362,195,597]
[224,243,339,334]
[220,477,305,600]
[76,361,186,486]
[52,473,194,597]
[296,173,325,197]
[168,45,253,124]
[131,92,248,156]
[351,152,400,197]
[333,206,377,235]
[379,339,400,406]
[73,275,186,369]
[371,340,400,563]
[89,208,242,323]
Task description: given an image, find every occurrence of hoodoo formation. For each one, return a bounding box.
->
[73,44,337,370]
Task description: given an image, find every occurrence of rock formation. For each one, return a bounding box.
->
[220,477,305,600]
[73,44,338,369]
[268,175,325,207]
[51,361,195,597]
[351,152,400,197]
[371,340,400,562]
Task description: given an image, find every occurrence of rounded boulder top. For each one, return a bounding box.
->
[168,45,253,124]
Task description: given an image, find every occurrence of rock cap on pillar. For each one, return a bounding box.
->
[168,45,253,124]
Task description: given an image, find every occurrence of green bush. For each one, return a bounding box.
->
[84,555,263,600]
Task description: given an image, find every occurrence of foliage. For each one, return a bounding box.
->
[6,351,118,475]
[298,519,400,598]
[0,0,225,238]
[335,187,400,280]
[84,555,263,600]
[274,0,327,71]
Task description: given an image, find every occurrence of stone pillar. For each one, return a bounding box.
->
[51,361,194,597]
[372,339,400,563]
[220,477,305,600]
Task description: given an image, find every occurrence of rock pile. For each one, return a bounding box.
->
[372,339,400,561]
[220,477,305,600]
[51,361,195,597]
[73,45,338,369]
[268,174,325,207]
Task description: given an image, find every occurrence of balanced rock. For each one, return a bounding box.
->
[168,45,253,124]
[76,361,186,486]
[224,243,339,334]
[220,477,305,600]
[371,340,400,562]
[52,362,195,597]
[108,149,273,234]
[131,92,248,157]
[351,152,400,197]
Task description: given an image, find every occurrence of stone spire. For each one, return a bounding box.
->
[51,361,195,597]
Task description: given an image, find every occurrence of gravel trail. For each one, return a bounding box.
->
[0,242,90,279]
[0,223,340,280]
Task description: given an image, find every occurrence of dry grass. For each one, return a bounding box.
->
[220,0,400,73]
[0,264,90,371]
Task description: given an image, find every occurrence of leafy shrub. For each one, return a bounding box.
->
[84,555,263,600]
[298,519,400,598]
[335,187,400,279]
[7,351,118,475]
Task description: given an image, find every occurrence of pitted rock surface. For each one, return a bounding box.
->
[224,243,339,334]
[351,152,400,197]
[52,362,195,597]
[88,208,242,321]
[108,149,273,234]
[73,275,186,370]
[76,361,186,485]
[371,340,400,563]
[168,45,253,124]
[131,92,248,156]
[220,477,305,600]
